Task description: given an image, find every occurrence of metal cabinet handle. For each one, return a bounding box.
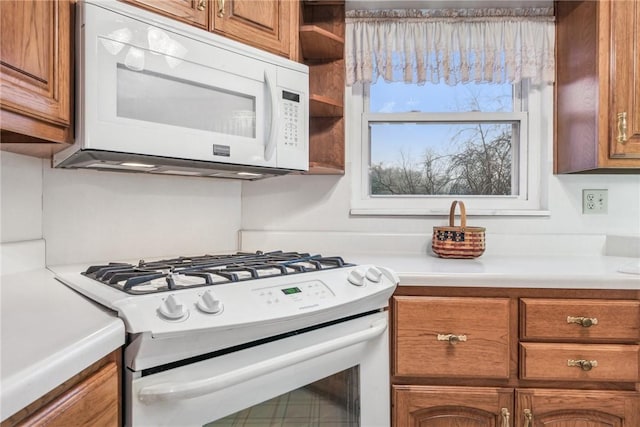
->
[568,359,598,371]
[566,316,598,327]
[217,0,225,18]
[436,333,467,345]
[197,0,206,11]
[524,409,533,427]
[617,112,628,144]
[501,408,510,427]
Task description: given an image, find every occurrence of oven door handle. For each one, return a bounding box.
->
[137,317,387,403]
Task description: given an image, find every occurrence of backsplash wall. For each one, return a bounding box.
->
[241,165,640,237]
[1,151,242,265]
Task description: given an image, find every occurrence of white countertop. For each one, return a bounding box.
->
[239,231,640,290]
[0,267,125,422]
[345,253,640,289]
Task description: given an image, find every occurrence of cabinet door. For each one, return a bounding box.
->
[211,0,295,58]
[394,385,513,427]
[609,0,640,158]
[120,0,208,29]
[0,0,72,146]
[515,389,640,427]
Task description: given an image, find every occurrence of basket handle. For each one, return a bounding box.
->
[449,200,467,228]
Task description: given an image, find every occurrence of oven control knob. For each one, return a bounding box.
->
[347,269,366,286]
[365,266,382,283]
[158,294,187,320]
[196,290,223,314]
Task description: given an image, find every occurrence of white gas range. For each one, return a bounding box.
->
[51,251,398,426]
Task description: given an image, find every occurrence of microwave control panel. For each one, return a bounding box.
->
[281,90,302,148]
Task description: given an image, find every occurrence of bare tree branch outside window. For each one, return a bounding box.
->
[369,82,517,197]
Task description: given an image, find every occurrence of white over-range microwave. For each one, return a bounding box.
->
[54,0,309,180]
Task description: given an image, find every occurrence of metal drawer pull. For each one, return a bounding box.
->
[617,112,628,144]
[567,316,598,327]
[437,333,467,345]
[197,0,206,11]
[217,0,225,17]
[568,359,598,371]
[524,409,533,427]
[501,408,510,427]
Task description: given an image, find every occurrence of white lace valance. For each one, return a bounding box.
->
[345,8,555,86]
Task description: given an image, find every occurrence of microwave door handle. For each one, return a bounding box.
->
[264,70,278,162]
[137,318,387,404]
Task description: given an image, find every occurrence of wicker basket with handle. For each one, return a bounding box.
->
[432,201,485,259]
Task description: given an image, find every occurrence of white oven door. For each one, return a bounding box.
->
[82,2,280,168]
[127,311,390,427]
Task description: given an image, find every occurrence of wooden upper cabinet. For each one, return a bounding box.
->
[609,0,640,158]
[211,0,298,59]
[119,0,298,58]
[120,0,209,29]
[0,0,73,156]
[555,0,640,173]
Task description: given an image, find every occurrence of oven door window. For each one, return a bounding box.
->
[205,367,360,427]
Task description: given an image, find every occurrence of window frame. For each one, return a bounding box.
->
[349,80,551,216]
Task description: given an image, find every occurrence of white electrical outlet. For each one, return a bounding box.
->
[582,189,608,214]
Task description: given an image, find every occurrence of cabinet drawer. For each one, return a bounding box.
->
[393,296,511,379]
[520,342,639,382]
[520,298,640,342]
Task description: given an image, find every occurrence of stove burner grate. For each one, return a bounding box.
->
[82,251,352,294]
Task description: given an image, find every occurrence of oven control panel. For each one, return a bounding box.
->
[253,280,335,307]
[57,263,399,339]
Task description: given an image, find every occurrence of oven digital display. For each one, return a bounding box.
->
[281,287,302,295]
[282,91,300,103]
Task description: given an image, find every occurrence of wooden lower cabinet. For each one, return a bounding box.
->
[18,362,119,427]
[393,386,639,427]
[393,386,513,427]
[515,389,640,427]
[391,289,640,427]
[1,350,121,427]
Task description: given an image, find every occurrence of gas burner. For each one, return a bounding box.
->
[82,251,352,295]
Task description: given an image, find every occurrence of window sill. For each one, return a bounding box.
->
[349,208,551,217]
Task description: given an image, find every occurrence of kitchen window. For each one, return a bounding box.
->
[345,6,555,216]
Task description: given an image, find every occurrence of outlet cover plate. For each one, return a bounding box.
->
[582,189,608,214]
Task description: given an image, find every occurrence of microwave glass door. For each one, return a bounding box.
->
[89,16,275,166]
[205,367,360,427]
[117,65,256,139]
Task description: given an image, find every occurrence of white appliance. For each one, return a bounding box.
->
[53,0,309,180]
[51,252,398,426]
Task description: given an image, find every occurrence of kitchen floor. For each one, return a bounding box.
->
[207,386,357,427]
